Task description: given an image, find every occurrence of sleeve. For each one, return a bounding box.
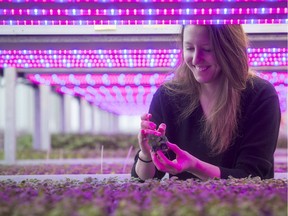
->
[220,82,281,179]
[130,87,167,180]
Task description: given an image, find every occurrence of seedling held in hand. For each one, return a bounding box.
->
[148,134,169,153]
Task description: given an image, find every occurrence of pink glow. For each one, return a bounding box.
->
[0,48,286,68]
[25,72,287,115]
[26,73,171,86]
[0,19,286,25]
[1,8,286,16]
[0,0,287,2]
[0,0,286,25]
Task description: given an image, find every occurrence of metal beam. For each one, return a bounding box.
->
[0,24,287,35]
[18,67,173,74]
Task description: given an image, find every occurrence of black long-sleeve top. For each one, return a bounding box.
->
[131,76,281,180]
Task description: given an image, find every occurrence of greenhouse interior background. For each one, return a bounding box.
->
[0,0,287,215]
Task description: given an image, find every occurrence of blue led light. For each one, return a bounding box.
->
[102,74,110,85]
[118,73,125,86]
[111,9,115,15]
[170,62,176,67]
[138,86,144,94]
[275,61,279,66]
[261,8,265,14]
[148,9,152,15]
[134,74,142,85]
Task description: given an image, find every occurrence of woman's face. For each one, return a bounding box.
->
[183,25,222,86]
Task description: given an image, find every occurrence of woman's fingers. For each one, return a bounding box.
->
[151,151,166,171]
[140,113,156,130]
[166,142,181,154]
[157,123,166,135]
[142,129,162,138]
[141,121,156,130]
[156,150,173,166]
[140,113,152,121]
[152,151,181,175]
[139,128,162,151]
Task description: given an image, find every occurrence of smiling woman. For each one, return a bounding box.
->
[183,25,222,86]
[132,25,281,181]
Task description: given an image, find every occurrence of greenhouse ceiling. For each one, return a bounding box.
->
[0,0,287,115]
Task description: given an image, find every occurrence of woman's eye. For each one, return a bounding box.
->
[185,47,194,51]
[203,48,212,52]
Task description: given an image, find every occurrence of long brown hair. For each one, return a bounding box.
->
[165,25,251,155]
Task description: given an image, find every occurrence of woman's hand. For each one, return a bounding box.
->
[152,142,198,175]
[138,113,166,160]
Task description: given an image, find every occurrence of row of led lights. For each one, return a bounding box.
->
[57,85,158,98]
[2,53,286,59]
[1,19,286,25]
[1,58,285,68]
[0,48,285,55]
[3,53,179,57]
[1,0,286,2]
[26,72,287,115]
[56,85,156,115]
[0,49,180,55]
[1,53,286,60]
[26,73,172,86]
[54,83,287,115]
[26,72,287,86]
[1,8,286,16]
[59,86,287,115]
[1,61,177,68]
[55,83,287,115]
[1,49,286,68]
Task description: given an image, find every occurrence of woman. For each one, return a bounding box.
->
[131,25,281,181]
